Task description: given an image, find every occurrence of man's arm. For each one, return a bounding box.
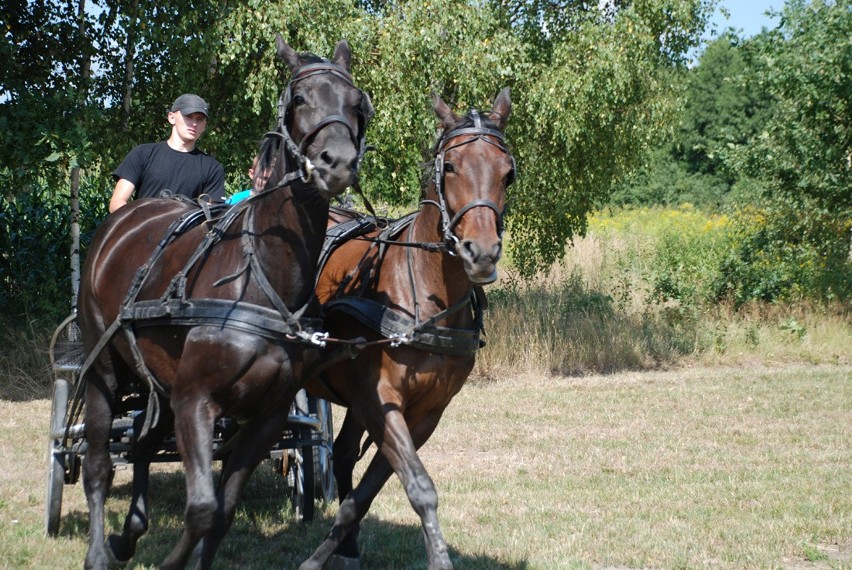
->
[109,179,136,213]
[201,160,226,202]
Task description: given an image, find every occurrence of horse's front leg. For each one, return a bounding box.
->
[302,403,450,570]
[159,392,217,570]
[107,400,173,564]
[299,444,395,570]
[376,407,452,570]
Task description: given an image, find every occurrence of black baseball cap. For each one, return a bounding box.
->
[170,94,209,118]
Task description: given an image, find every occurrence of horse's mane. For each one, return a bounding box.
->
[419,109,502,198]
[256,133,282,192]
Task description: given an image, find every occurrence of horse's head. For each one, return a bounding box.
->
[267,36,374,199]
[428,88,514,284]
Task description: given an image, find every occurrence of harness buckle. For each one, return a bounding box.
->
[309,331,329,347]
[301,158,316,183]
[444,233,460,257]
[389,334,410,347]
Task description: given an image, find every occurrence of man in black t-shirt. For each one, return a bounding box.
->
[109,93,225,213]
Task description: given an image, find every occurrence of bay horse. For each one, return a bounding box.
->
[301,88,514,570]
[76,36,373,570]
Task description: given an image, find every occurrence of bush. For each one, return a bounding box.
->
[0,179,109,322]
[590,205,733,309]
[590,203,851,309]
[645,207,731,308]
[715,198,852,305]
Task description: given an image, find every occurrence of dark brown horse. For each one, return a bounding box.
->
[301,88,513,570]
[76,36,372,570]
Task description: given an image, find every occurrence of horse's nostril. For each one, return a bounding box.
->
[463,240,479,260]
[462,239,502,263]
[316,147,358,173]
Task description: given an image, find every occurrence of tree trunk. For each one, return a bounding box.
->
[69,0,91,309]
[69,167,82,309]
[121,0,139,132]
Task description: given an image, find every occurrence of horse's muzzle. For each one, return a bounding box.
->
[458,238,502,284]
[308,129,359,198]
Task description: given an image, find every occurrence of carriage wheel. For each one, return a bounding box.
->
[285,390,318,521]
[288,429,316,522]
[310,397,336,503]
[45,377,70,536]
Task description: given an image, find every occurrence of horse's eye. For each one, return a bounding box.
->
[506,170,516,186]
[292,95,306,106]
[443,163,455,174]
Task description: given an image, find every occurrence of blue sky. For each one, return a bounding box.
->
[709,0,782,38]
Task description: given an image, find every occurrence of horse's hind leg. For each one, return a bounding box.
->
[160,394,217,570]
[107,400,173,564]
[82,368,117,570]
[300,446,395,570]
[329,409,367,560]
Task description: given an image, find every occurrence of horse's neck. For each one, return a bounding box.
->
[400,190,472,323]
[251,184,328,301]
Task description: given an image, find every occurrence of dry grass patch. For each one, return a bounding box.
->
[1,365,850,569]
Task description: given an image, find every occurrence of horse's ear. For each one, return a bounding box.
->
[276,34,300,71]
[489,87,511,131]
[361,91,375,123]
[332,40,352,71]
[432,92,459,130]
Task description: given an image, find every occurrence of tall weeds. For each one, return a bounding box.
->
[477,207,851,378]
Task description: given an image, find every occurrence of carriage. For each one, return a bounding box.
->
[44,311,336,536]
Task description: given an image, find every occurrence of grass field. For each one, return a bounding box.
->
[1,364,849,569]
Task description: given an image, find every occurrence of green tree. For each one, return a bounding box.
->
[213,0,715,277]
[675,34,772,181]
[1,0,715,318]
[720,0,852,302]
[611,33,774,208]
[728,0,851,212]
[508,2,713,273]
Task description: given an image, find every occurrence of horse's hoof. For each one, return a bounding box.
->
[329,555,361,570]
[105,536,130,569]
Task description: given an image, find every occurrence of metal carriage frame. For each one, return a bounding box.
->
[44,312,335,537]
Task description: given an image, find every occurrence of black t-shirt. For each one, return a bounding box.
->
[113,141,225,202]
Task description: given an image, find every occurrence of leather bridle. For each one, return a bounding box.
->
[266,61,373,188]
[422,110,515,255]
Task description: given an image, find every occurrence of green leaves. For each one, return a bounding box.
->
[717,0,852,303]
[507,2,710,275]
[2,0,717,320]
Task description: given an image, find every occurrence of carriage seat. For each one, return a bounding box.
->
[50,315,85,374]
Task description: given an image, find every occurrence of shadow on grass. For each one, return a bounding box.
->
[57,467,526,569]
